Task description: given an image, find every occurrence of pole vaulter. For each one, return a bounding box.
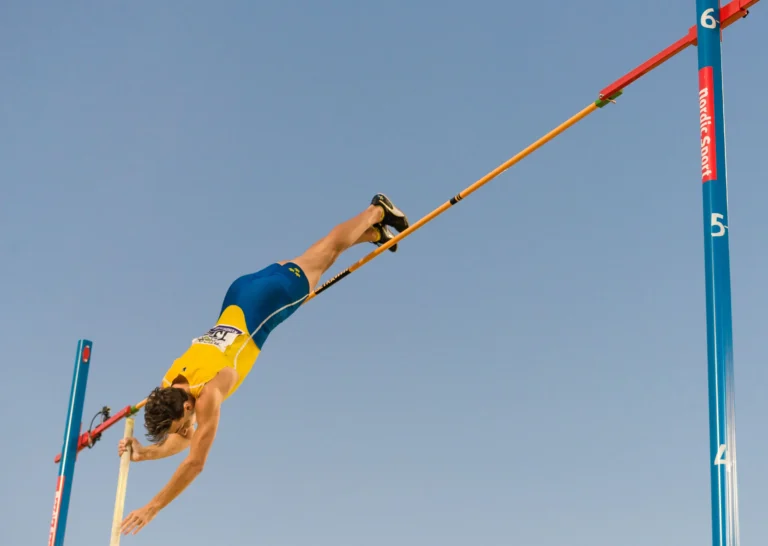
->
[54,0,760,463]
[52,0,760,464]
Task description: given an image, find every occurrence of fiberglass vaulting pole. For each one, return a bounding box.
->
[695,2,740,546]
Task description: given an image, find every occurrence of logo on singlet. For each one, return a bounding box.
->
[191,324,244,352]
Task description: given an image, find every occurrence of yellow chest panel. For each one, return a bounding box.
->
[163,306,261,399]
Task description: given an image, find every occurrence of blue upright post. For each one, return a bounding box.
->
[695,2,740,546]
[48,340,93,546]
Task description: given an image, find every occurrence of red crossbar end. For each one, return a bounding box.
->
[597,0,759,101]
[720,0,759,30]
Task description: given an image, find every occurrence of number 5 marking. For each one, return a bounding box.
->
[701,8,718,29]
[712,213,727,237]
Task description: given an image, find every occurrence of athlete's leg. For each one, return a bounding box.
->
[284,194,409,290]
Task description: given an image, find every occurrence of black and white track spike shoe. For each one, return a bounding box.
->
[371,223,398,252]
[371,193,410,233]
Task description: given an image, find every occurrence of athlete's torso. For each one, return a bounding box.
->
[162,305,260,399]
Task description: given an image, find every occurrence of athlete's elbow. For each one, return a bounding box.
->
[186,456,206,475]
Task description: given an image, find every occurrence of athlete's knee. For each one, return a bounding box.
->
[302,239,340,267]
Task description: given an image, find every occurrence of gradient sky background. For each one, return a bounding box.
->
[2,1,767,545]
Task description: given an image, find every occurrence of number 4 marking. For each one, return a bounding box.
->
[712,213,727,237]
[701,8,719,29]
[715,443,730,466]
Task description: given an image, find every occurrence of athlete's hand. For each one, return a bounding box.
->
[121,502,159,535]
[118,437,144,462]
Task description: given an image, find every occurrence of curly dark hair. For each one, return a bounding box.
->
[143,387,191,443]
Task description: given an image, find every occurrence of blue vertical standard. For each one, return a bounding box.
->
[695,2,740,546]
[48,340,93,546]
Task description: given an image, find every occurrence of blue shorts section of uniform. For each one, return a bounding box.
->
[220,262,310,349]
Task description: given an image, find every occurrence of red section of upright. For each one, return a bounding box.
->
[47,476,65,546]
[52,405,133,463]
[698,67,718,182]
[599,0,759,100]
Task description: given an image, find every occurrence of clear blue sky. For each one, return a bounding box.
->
[2,1,766,545]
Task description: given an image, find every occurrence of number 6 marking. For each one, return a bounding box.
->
[711,213,727,237]
[701,8,718,29]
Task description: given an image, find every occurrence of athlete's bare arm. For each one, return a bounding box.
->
[120,368,237,536]
[118,431,193,462]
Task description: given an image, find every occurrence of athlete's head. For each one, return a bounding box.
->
[143,386,196,443]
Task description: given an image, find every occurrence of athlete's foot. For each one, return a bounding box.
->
[371,193,410,233]
[371,224,398,252]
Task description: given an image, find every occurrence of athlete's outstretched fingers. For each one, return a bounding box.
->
[121,504,158,535]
